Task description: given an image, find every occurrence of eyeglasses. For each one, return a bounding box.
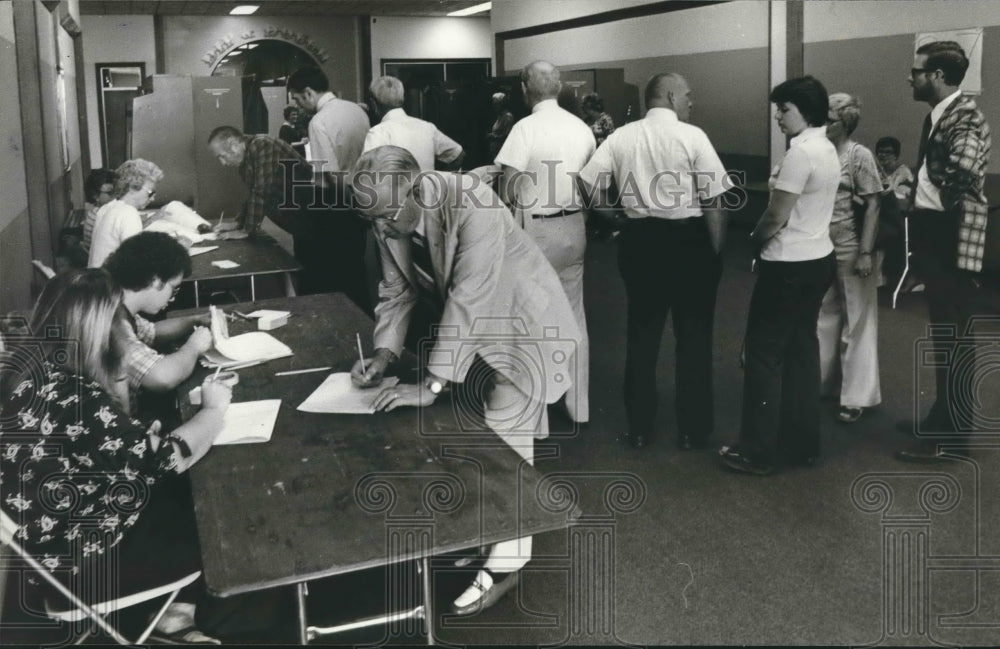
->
[145,189,157,198]
[167,282,181,302]
[826,118,842,126]
[910,67,937,78]
[359,185,413,223]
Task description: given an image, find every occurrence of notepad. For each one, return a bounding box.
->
[202,306,293,366]
[213,400,282,445]
[297,372,400,414]
[188,245,219,256]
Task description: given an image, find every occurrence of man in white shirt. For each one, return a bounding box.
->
[579,73,729,451]
[363,75,464,172]
[287,66,371,309]
[496,60,595,424]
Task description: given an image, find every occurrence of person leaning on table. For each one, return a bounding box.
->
[348,145,581,616]
[0,268,285,643]
[718,75,840,476]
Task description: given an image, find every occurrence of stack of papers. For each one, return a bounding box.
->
[213,400,282,445]
[145,201,218,243]
[298,373,400,414]
[203,305,292,367]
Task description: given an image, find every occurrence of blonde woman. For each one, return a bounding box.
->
[0,269,245,642]
[88,158,164,267]
[818,93,883,423]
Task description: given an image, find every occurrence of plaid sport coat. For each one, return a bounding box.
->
[923,94,992,272]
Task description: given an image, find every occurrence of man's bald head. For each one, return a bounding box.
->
[521,60,561,105]
[644,73,693,122]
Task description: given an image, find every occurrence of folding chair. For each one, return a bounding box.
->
[0,510,200,645]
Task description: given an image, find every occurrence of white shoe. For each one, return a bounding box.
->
[451,569,519,616]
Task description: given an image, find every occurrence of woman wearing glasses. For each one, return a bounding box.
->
[719,76,840,475]
[88,158,164,267]
[817,93,884,424]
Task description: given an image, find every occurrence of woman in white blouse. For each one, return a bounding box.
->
[87,158,163,268]
[719,76,841,476]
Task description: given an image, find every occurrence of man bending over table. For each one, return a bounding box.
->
[349,145,582,616]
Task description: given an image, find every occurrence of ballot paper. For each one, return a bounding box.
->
[188,245,219,256]
[202,305,292,366]
[297,372,400,414]
[211,260,240,269]
[213,400,282,445]
[144,201,217,243]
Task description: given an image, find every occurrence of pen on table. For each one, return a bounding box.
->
[356,333,366,374]
[216,210,225,229]
[274,366,332,377]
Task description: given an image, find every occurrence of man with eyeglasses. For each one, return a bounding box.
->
[348,145,581,616]
[896,40,994,463]
[104,232,212,412]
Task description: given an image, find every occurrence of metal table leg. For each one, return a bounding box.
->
[421,556,434,645]
[251,274,257,302]
[297,582,309,645]
[193,280,200,308]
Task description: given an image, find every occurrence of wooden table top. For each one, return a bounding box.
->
[186,235,301,282]
[178,293,577,597]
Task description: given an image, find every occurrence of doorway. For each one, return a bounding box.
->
[381,59,492,168]
[95,62,144,169]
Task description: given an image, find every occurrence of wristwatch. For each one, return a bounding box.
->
[426,377,447,394]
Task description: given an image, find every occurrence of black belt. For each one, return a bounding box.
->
[532,208,581,219]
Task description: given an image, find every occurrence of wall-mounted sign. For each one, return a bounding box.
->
[201,26,330,68]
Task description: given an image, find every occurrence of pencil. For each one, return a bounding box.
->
[356,333,366,374]
[274,366,332,377]
[217,210,225,228]
[213,364,222,380]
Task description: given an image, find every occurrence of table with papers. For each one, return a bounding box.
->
[176,293,578,644]
[184,234,302,306]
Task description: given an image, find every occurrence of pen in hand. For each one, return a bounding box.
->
[356,333,366,375]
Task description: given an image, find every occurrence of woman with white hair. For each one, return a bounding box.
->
[87,158,164,267]
[818,92,883,423]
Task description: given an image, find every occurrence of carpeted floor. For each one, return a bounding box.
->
[5,221,1000,646]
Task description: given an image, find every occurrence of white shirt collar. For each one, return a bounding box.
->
[382,107,407,122]
[531,98,559,114]
[930,89,962,129]
[645,107,679,122]
[315,92,337,111]
[789,126,828,147]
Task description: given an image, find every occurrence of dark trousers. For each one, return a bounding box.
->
[294,206,371,313]
[910,209,1000,444]
[617,218,722,440]
[739,253,836,465]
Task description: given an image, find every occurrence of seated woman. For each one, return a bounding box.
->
[88,159,163,268]
[0,269,233,642]
[81,168,119,254]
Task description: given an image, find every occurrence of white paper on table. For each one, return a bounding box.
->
[297,372,400,414]
[188,245,219,256]
[213,400,282,445]
[245,309,291,319]
[211,259,240,269]
[202,306,292,365]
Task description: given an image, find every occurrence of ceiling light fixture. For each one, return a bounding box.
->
[447,2,491,17]
[230,5,260,15]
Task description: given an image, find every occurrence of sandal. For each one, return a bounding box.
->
[149,626,222,645]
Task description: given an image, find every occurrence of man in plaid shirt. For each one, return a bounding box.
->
[896,40,995,463]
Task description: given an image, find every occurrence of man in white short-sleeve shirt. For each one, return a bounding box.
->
[363,76,464,172]
[579,72,729,451]
[496,60,595,424]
